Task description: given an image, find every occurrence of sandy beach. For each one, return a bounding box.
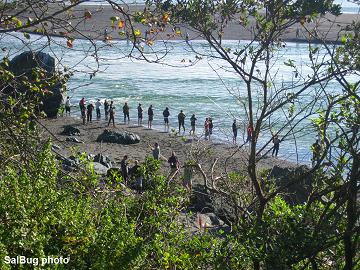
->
[40,114,298,187]
[15,3,360,43]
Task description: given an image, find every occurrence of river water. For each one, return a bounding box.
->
[0,29,349,164]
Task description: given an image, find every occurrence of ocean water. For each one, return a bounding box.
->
[1,32,349,164]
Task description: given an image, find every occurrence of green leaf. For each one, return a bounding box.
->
[23,32,30,39]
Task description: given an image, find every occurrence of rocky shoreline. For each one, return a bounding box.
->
[40,116,309,227]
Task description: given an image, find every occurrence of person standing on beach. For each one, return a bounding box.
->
[104,100,109,120]
[163,107,170,132]
[95,99,101,119]
[123,102,130,124]
[65,96,71,116]
[79,97,85,111]
[246,124,253,143]
[81,106,86,125]
[178,110,186,133]
[272,134,281,157]
[209,118,213,140]
[204,118,210,140]
[151,142,160,160]
[86,103,94,123]
[120,155,129,185]
[137,103,143,126]
[190,114,197,136]
[232,119,238,144]
[108,101,115,127]
[148,105,154,129]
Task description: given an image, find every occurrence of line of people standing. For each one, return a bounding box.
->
[72,97,283,157]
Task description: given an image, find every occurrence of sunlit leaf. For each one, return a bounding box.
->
[162,13,170,22]
[110,16,119,23]
[118,20,125,28]
[134,29,141,37]
[23,32,30,39]
[84,10,92,19]
[26,17,33,26]
[12,17,22,28]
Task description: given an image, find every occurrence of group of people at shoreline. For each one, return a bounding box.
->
[64,96,283,157]
[63,96,325,193]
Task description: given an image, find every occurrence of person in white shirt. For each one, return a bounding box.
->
[95,99,101,119]
[65,96,71,115]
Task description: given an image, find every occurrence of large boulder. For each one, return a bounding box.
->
[97,129,140,144]
[92,162,109,175]
[93,153,112,168]
[268,165,312,204]
[8,51,62,118]
[60,125,81,136]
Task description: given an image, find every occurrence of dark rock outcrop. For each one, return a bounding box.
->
[8,51,62,117]
[56,155,79,172]
[268,165,312,204]
[60,125,81,136]
[93,153,112,168]
[97,129,140,144]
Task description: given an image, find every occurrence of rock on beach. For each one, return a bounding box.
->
[96,129,140,145]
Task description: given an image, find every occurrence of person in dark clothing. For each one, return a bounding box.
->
[168,151,179,175]
[108,101,115,127]
[209,118,213,138]
[163,107,170,132]
[123,102,130,124]
[232,119,238,144]
[81,106,86,125]
[272,135,280,157]
[86,103,94,123]
[104,100,109,120]
[79,97,85,111]
[137,103,143,126]
[120,155,129,185]
[190,114,197,136]
[148,105,154,129]
[152,142,160,160]
[178,110,186,133]
[130,160,143,193]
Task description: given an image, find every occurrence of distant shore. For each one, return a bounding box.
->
[15,4,360,43]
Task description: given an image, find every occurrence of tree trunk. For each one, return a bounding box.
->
[344,155,359,270]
